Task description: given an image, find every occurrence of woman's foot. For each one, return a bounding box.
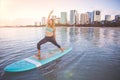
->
[36,50,41,60]
[35,54,41,60]
[60,48,64,52]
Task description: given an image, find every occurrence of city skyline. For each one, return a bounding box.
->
[0,0,120,26]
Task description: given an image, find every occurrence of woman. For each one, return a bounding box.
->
[37,10,63,60]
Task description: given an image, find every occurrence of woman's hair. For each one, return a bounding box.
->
[49,19,55,28]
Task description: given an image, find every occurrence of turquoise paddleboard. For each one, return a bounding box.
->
[4,47,72,72]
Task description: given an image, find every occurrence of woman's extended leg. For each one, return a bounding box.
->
[37,37,48,59]
[49,37,64,52]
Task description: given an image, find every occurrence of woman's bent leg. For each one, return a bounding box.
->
[37,37,48,59]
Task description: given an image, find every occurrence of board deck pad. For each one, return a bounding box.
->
[4,47,72,72]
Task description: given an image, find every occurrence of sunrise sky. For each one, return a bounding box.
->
[0,0,120,26]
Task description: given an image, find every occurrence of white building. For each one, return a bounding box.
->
[80,14,85,25]
[41,17,46,25]
[52,15,57,20]
[70,10,77,25]
[93,10,101,22]
[60,12,67,24]
[52,15,61,24]
[56,18,61,24]
[75,12,80,25]
[105,15,111,21]
[80,13,89,25]
[34,21,41,26]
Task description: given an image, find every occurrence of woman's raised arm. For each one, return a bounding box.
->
[47,10,54,21]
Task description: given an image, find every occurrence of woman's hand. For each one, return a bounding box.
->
[50,10,54,15]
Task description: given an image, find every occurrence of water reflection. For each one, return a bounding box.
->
[69,27,81,43]
[78,27,120,48]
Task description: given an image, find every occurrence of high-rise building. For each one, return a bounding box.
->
[56,18,61,24]
[85,13,89,24]
[105,15,111,21]
[52,15,61,24]
[80,13,85,25]
[34,21,40,26]
[80,13,89,25]
[41,17,46,25]
[115,15,120,22]
[60,12,67,24]
[52,15,57,24]
[75,12,80,25]
[87,12,94,24]
[70,10,77,25]
[52,15,57,20]
[87,12,90,24]
[93,10,101,22]
[34,22,37,26]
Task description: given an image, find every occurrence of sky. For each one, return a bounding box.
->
[0,0,120,26]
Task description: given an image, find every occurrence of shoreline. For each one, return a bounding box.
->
[0,26,120,28]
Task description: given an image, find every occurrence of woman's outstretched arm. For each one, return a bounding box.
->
[47,10,54,21]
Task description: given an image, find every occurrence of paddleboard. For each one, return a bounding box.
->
[4,47,72,72]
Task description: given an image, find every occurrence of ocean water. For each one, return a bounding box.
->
[0,27,120,80]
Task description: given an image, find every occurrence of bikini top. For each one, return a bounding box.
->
[46,27,54,33]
